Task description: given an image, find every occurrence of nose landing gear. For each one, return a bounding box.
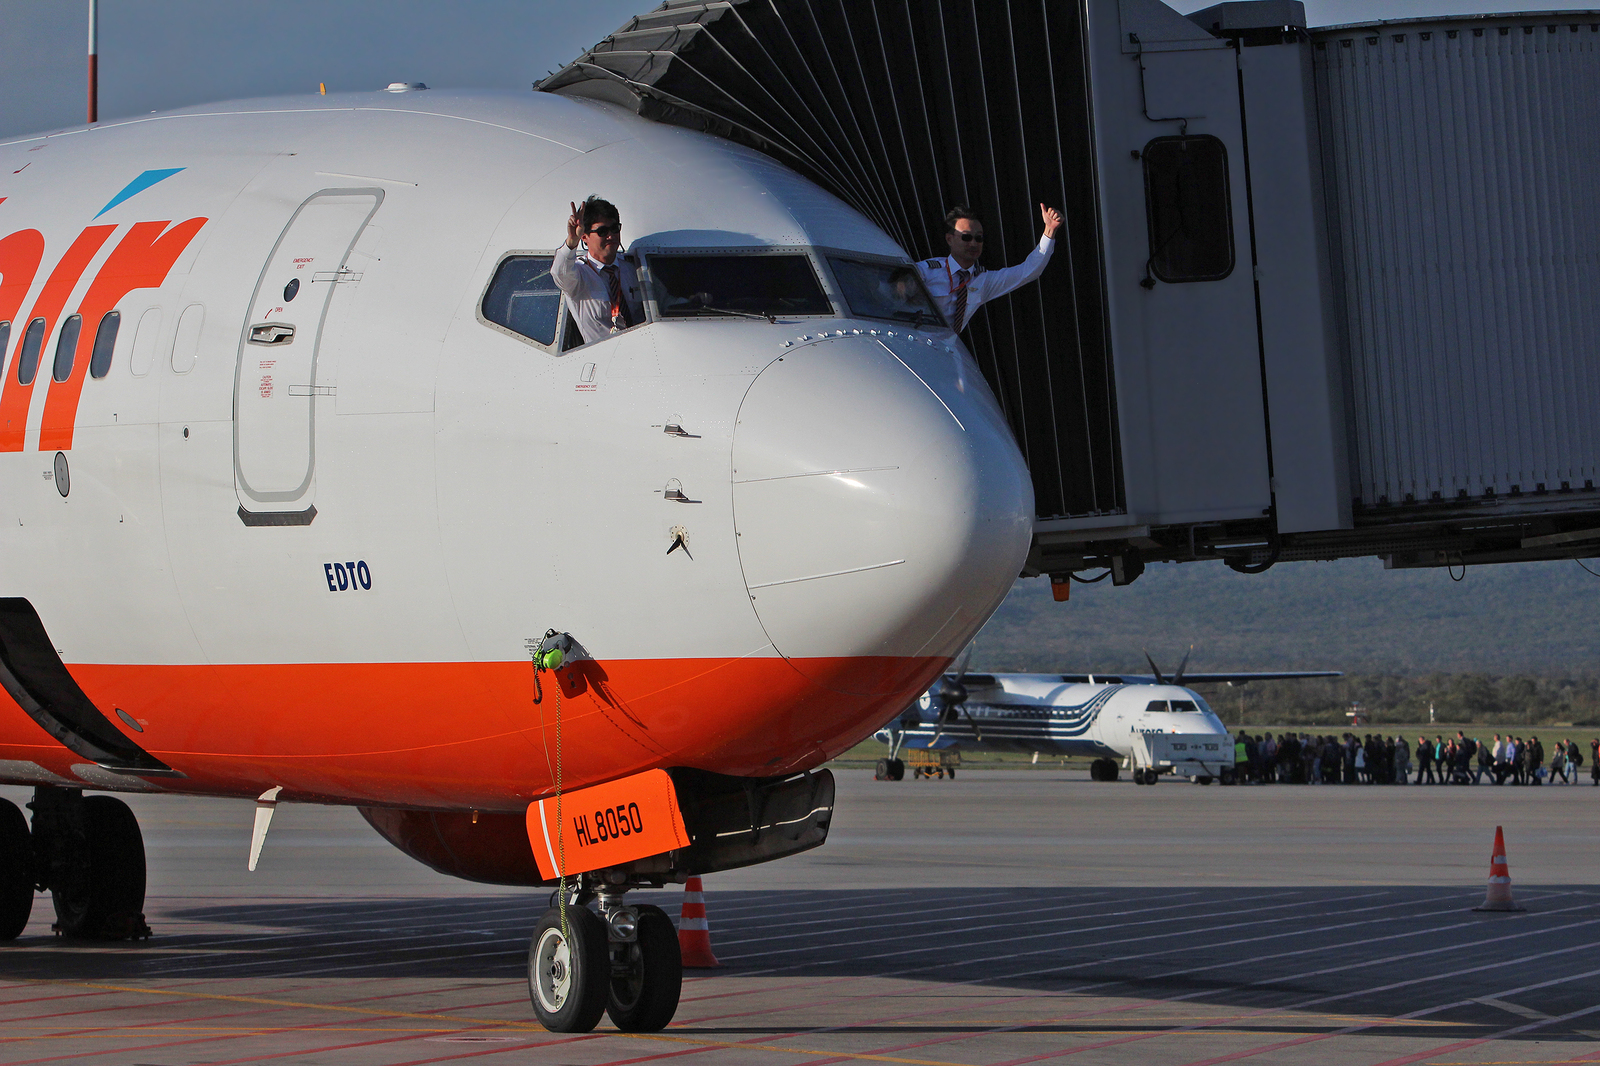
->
[527,879,684,1034]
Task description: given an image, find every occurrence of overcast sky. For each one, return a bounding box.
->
[2,1,1593,140]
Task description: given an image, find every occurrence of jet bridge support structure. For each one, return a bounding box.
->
[544,0,1600,581]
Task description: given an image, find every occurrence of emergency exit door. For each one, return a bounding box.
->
[234,188,382,523]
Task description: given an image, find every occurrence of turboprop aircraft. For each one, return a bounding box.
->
[875,651,1338,785]
[0,86,1034,1033]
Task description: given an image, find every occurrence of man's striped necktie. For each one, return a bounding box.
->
[603,263,631,329]
[952,268,971,331]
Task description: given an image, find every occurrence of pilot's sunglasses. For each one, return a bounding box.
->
[588,224,622,239]
[955,231,984,242]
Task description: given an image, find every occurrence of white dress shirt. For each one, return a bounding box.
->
[552,243,646,346]
[916,234,1055,331]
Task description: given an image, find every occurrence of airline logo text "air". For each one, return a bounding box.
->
[0,216,208,452]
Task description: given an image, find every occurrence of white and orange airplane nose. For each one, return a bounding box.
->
[731,331,1034,697]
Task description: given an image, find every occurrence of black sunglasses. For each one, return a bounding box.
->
[954,231,984,242]
[587,224,622,238]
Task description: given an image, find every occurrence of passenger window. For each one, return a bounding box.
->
[1142,135,1234,283]
[129,308,161,377]
[1144,700,1169,713]
[52,315,83,383]
[0,323,9,370]
[89,311,121,379]
[482,255,560,346]
[16,317,46,385]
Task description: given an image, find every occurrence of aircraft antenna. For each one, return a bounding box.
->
[86,0,98,123]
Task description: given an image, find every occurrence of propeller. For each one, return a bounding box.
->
[1142,645,1194,686]
[928,643,982,743]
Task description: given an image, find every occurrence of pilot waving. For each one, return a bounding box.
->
[554,195,646,345]
[919,203,1063,332]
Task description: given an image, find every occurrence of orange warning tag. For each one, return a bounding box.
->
[526,768,690,879]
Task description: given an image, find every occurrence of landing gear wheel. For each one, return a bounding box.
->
[529,906,609,1033]
[875,759,891,781]
[606,904,682,1032]
[50,796,148,940]
[888,759,904,781]
[0,798,33,940]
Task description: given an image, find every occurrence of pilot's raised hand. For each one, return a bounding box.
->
[1040,203,1064,239]
[565,201,581,249]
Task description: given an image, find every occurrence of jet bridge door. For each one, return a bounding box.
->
[1090,2,1271,527]
[233,188,382,523]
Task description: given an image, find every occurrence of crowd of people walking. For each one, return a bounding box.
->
[1231,731,1600,786]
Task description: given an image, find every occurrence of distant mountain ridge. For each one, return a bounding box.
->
[973,557,1600,677]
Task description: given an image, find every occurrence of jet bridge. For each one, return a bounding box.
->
[543,0,1600,582]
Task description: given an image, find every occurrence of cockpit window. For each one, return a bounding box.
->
[482,255,561,345]
[1145,700,1167,714]
[1169,700,1200,713]
[828,256,945,327]
[648,254,831,319]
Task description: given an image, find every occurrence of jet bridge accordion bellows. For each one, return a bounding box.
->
[541,0,1125,520]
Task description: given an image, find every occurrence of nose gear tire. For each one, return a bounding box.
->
[605,903,683,1031]
[528,906,610,1033]
[49,795,149,940]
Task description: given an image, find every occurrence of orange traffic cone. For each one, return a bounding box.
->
[1473,826,1525,912]
[678,875,720,967]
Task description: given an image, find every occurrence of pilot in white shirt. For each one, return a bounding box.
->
[552,196,646,346]
[917,203,1063,332]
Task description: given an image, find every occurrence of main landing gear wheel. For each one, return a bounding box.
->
[50,796,149,940]
[529,906,610,1033]
[873,759,906,781]
[0,798,33,940]
[606,904,682,1032]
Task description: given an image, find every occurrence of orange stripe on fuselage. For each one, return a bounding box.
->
[0,655,947,810]
[0,225,114,451]
[39,218,207,451]
[0,229,45,328]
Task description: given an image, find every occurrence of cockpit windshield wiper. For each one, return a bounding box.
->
[698,304,777,324]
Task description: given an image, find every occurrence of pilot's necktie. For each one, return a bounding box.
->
[603,264,631,329]
[952,268,971,331]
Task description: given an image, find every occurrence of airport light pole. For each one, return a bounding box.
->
[87,0,100,123]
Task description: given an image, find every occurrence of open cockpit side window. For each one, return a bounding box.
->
[827,256,946,329]
[480,254,565,350]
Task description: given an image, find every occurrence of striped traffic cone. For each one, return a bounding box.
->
[1473,826,1525,912]
[678,875,720,967]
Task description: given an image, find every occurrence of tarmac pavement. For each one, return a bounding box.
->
[2,769,1597,1065]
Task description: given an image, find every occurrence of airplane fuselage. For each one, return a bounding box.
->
[886,677,1231,763]
[0,90,1034,813]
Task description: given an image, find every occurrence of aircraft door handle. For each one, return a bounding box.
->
[249,323,295,345]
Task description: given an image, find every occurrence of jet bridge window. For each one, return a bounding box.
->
[649,253,831,319]
[1142,135,1234,284]
[481,255,561,346]
[827,257,946,327]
